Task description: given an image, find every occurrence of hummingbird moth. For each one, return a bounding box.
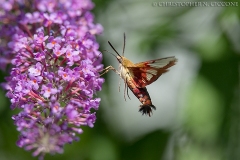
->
[101,33,177,117]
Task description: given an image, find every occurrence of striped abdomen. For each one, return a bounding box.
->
[126,76,156,117]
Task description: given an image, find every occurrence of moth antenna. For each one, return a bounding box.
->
[108,41,122,58]
[122,33,126,56]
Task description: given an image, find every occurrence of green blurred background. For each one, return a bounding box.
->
[0,0,239,160]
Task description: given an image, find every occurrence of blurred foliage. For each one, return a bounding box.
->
[0,0,240,160]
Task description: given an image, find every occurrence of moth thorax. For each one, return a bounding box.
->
[121,57,134,67]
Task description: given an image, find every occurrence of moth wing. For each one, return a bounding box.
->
[127,56,177,88]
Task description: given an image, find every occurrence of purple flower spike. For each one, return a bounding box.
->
[0,0,103,158]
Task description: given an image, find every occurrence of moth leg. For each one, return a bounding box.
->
[99,66,112,76]
[126,82,131,100]
[118,65,122,92]
[118,76,121,92]
[124,80,127,101]
[100,66,119,76]
[126,73,131,100]
[123,76,131,101]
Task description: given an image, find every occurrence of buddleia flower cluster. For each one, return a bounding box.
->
[0,0,104,158]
